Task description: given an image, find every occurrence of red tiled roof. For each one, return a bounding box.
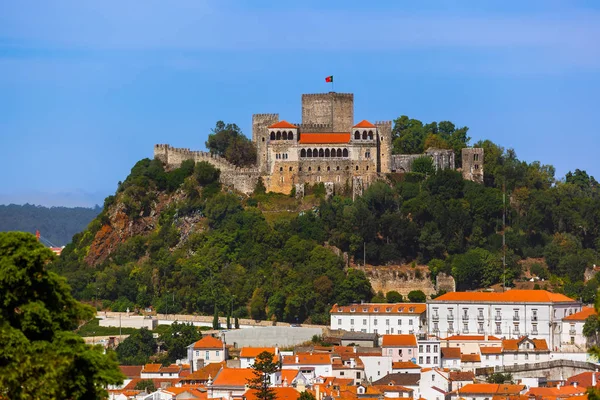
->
[567,371,600,388]
[457,383,525,395]
[461,353,481,362]
[282,353,332,365]
[269,120,298,129]
[240,347,276,358]
[433,290,576,303]
[142,363,162,373]
[392,361,421,369]
[181,362,225,382]
[211,368,256,387]
[192,336,223,349]
[480,346,503,354]
[298,133,351,144]
[526,385,586,397]
[119,365,143,378]
[441,347,461,359]
[331,303,426,315]
[449,371,475,381]
[502,337,549,352]
[381,335,417,347]
[564,307,596,321]
[353,120,376,128]
[245,387,300,400]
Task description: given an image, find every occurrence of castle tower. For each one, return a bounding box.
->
[302,93,354,133]
[461,147,484,183]
[252,113,279,174]
[375,121,393,174]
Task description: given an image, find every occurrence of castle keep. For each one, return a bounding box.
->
[154,92,483,196]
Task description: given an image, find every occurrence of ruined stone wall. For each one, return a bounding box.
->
[359,266,438,297]
[375,121,393,173]
[461,147,484,183]
[154,144,259,194]
[390,154,421,172]
[301,93,354,133]
[425,148,455,170]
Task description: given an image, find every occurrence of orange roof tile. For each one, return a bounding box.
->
[567,371,600,388]
[526,385,587,397]
[480,346,503,354]
[282,353,332,365]
[449,371,475,381]
[441,347,461,359]
[119,365,143,378]
[564,307,596,321]
[245,387,300,400]
[240,347,276,358]
[142,363,162,373]
[269,120,298,129]
[280,369,300,384]
[392,361,421,369]
[381,335,417,347]
[212,368,256,387]
[192,336,223,349]
[331,303,426,315]
[502,337,549,352]
[458,383,525,395]
[353,120,376,128]
[433,290,577,303]
[298,133,351,144]
[461,353,481,362]
[181,362,225,382]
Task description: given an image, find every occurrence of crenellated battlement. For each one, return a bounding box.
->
[375,120,392,127]
[298,123,334,132]
[253,113,279,119]
[302,92,353,99]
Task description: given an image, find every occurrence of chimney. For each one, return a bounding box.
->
[295,355,299,363]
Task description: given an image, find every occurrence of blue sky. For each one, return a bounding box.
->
[1,0,599,207]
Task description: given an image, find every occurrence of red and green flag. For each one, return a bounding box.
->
[325,75,333,83]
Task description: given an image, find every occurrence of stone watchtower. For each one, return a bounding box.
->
[252,113,279,174]
[461,147,484,183]
[301,92,354,133]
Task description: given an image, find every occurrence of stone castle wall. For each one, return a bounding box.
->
[154,144,260,194]
[462,147,484,183]
[301,93,354,133]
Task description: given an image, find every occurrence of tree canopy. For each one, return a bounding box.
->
[0,232,123,399]
[205,121,257,167]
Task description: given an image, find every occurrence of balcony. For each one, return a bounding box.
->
[495,315,502,321]
[447,315,454,321]
[462,315,469,321]
[477,314,485,321]
[432,314,439,321]
[513,315,520,321]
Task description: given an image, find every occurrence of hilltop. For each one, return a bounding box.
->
[51,122,600,324]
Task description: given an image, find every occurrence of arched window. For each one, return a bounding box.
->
[331,148,336,157]
[301,149,306,158]
[327,166,330,171]
[280,167,283,172]
[276,131,281,140]
[366,166,369,171]
[337,148,342,157]
[289,167,293,171]
[356,165,359,171]
[308,166,312,171]
[354,131,360,140]
[336,166,340,171]
[362,131,367,140]
[319,148,324,157]
[318,166,321,171]
[343,148,348,157]
[325,149,330,157]
[368,131,373,140]
[282,131,288,140]
[313,148,318,157]
[307,149,312,157]
[289,131,294,140]
[270,132,275,140]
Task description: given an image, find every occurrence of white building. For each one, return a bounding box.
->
[239,347,279,369]
[561,306,595,348]
[428,290,581,350]
[417,338,441,368]
[187,336,227,372]
[418,368,451,400]
[479,346,503,369]
[501,337,550,366]
[281,353,333,381]
[330,303,426,335]
[359,355,393,383]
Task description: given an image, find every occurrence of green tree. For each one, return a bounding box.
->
[486,372,513,384]
[194,161,221,185]
[0,232,123,399]
[116,327,157,365]
[584,315,600,346]
[134,379,156,392]
[386,291,403,303]
[161,322,202,363]
[213,306,220,330]
[412,156,435,176]
[407,290,426,303]
[247,351,280,400]
[250,288,267,320]
[205,121,256,166]
[299,391,317,400]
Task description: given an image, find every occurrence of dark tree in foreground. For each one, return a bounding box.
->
[247,351,280,400]
[0,232,123,399]
[116,328,157,365]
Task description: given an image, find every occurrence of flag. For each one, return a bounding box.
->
[325,75,333,83]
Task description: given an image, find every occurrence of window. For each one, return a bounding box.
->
[434,356,438,364]
[205,351,209,360]
[386,319,390,326]
[419,357,423,364]
[289,167,292,171]
[399,349,403,356]
[486,355,489,360]
[356,165,359,171]
[350,319,354,325]
[374,329,377,334]
[398,319,402,325]
[363,319,367,325]
[474,153,479,161]
[409,320,413,325]
[317,166,321,171]
[354,131,360,140]
[374,319,378,326]
[525,353,529,360]
[426,345,430,353]
[279,167,283,172]
[338,319,342,325]
[434,345,438,352]
[495,323,501,334]
[216,350,220,357]
[196,351,200,356]
[340,371,344,376]
[496,355,499,360]
[426,356,431,364]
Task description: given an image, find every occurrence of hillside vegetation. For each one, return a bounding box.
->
[0,204,101,246]
[51,117,600,324]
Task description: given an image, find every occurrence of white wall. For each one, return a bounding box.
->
[360,356,393,383]
[331,313,424,335]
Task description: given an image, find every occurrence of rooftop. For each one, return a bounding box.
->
[269,120,298,129]
[381,334,417,347]
[191,336,224,349]
[298,133,351,144]
[432,290,577,304]
[331,303,426,315]
[563,306,596,321]
[353,120,376,128]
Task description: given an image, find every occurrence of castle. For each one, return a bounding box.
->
[154,92,483,197]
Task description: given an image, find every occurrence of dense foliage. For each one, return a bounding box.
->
[205,121,257,167]
[52,116,600,324]
[0,232,123,399]
[0,203,101,246]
